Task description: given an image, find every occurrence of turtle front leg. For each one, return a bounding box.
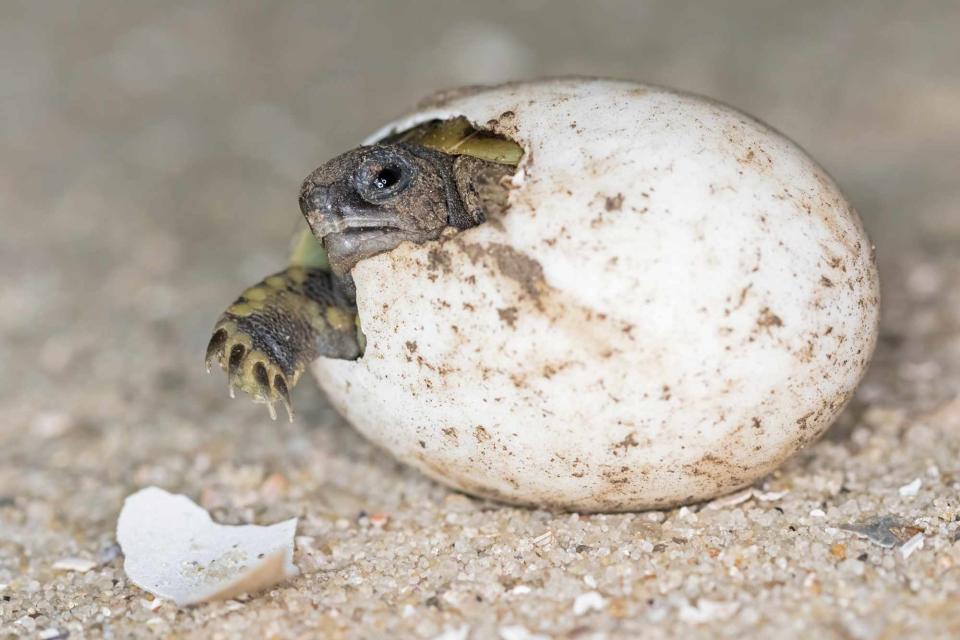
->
[205,266,360,421]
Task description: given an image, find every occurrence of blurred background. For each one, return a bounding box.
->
[2,1,959,636]
[3,0,959,411]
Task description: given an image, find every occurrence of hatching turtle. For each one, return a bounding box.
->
[205,118,523,420]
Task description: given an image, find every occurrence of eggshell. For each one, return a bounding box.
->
[311,78,879,511]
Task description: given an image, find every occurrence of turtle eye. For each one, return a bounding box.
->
[372,166,402,190]
[356,152,413,204]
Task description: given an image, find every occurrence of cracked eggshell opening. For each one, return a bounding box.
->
[311,78,880,512]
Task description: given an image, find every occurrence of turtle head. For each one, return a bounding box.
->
[299,144,467,277]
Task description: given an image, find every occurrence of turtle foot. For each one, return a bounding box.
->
[205,267,360,421]
[206,319,296,421]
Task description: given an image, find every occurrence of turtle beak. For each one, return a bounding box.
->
[299,185,350,236]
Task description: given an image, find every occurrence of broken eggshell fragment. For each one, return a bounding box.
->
[117,487,298,606]
[312,78,880,512]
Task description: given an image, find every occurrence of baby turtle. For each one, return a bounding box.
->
[205,118,522,420]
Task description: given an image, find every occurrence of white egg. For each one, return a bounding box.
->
[311,78,879,511]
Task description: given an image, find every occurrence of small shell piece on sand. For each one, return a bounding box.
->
[898,478,922,497]
[52,557,97,572]
[840,515,923,549]
[899,532,925,559]
[116,486,298,607]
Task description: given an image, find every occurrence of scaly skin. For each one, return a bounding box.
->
[207,118,520,420]
[205,248,359,420]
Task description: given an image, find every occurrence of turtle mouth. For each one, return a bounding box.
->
[302,193,442,276]
[321,226,432,276]
[305,208,409,237]
[309,209,430,247]
[340,224,400,236]
[300,184,421,238]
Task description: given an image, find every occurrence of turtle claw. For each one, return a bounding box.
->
[274,375,294,422]
[205,328,228,373]
[205,316,301,421]
[252,362,278,421]
[227,343,245,379]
